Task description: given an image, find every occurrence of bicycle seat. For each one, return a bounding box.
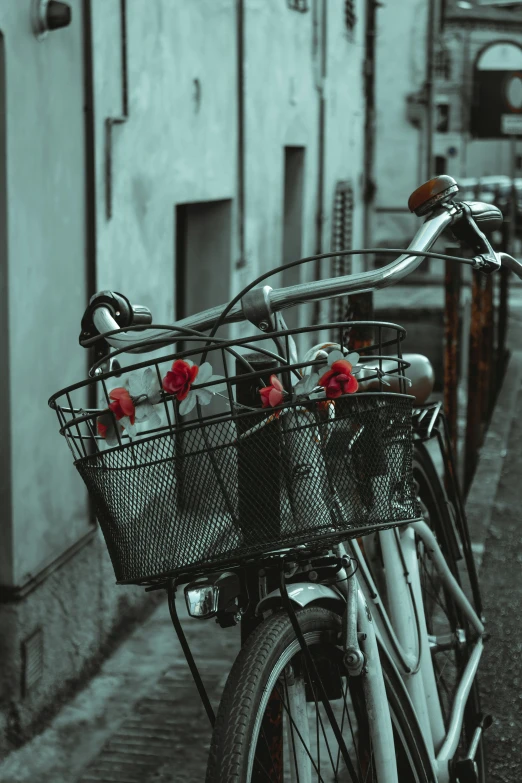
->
[358,353,435,405]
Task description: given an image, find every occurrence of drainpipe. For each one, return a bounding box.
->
[82,0,99,527]
[82,0,96,297]
[236,0,246,269]
[313,0,327,323]
[362,0,377,249]
[425,0,438,179]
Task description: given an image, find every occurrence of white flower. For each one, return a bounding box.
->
[179,362,226,416]
[322,349,360,368]
[125,367,163,429]
[293,347,360,399]
[293,372,320,396]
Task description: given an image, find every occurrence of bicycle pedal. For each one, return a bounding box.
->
[452,714,492,783]
[453,758,480,783]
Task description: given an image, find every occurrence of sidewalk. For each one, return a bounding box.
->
[476,306,522,781]
[1,291,522,783]
[0,598,239,783]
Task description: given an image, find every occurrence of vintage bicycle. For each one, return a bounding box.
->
[50,176,522,782]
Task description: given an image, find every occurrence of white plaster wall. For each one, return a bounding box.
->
[91,0,238,324]
[91,0,366,319]
[1,0,367,585]
[0,0,90,584]
[324,0,366,264]
[373,0,429,245]
[242,0,319,303]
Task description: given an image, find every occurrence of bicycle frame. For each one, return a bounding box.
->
[260,410,485,783]
[342,520,484,783]
[81,186,503,781]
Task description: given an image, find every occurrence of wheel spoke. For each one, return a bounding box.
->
[283,673,301,783]
[274,682,327,782]
[300,654,339,777]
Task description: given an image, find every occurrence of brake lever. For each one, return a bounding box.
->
[451,204,501,274]
[470,253,501,274]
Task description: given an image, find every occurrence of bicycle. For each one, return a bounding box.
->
[49,175,522,782]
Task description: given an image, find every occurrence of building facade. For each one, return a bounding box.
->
[433,1,522,182]
[371,0,435,248]
[0,0,369,754]
[370,0,522,248]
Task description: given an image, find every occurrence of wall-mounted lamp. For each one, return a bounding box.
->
[32,0,72,40]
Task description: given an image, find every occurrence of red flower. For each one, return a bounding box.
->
[259,375,284,408]
[108,387,136,422]
[162,360,199,401]
[97,387,135,438]
[318,360,358,399]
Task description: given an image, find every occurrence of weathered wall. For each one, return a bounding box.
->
[91,0,366,319]
[0,0,368,755]
[372,0,429,246]
[91,0,238,322]
[0,1,148,755]
[0,0,90,587]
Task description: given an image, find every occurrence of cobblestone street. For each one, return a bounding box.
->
[0,596,239,783]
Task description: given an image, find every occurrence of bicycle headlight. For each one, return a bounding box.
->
[185,583,219,619]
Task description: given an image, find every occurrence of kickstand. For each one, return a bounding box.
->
[166,579,216,727]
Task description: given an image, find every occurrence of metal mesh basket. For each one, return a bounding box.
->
[49,321,421,585]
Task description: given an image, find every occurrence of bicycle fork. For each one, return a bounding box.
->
[339,549,401,783]
[280,555,400,783]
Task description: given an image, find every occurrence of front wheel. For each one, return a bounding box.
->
[206,607,434,782]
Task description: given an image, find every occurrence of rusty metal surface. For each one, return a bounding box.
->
[443,254,461,452]
[497,264,510,375]
[346,292,374,350]
[465,274,484,492]
[481,275,494,419]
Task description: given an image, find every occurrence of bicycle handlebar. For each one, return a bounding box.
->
[87,194,522,355]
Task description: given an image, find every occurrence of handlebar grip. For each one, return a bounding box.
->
[131,304,153,326]
[80,290,153,347]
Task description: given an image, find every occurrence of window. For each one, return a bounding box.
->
[436,102,450,133]
[175,200,232,321]
[435,45,452,80]
[287,0,308,11]
[345,0,356,31]
[435,156,447,176]
[330,181,354,322]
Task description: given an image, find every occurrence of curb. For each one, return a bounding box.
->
[465,349,522,568]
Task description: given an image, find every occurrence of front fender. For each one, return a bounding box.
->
[256,582,345,616]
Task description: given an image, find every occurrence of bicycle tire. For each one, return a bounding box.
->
[413,441,486,783]
[206,606,434,782]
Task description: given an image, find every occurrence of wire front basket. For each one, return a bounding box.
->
[49,321,421,585]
